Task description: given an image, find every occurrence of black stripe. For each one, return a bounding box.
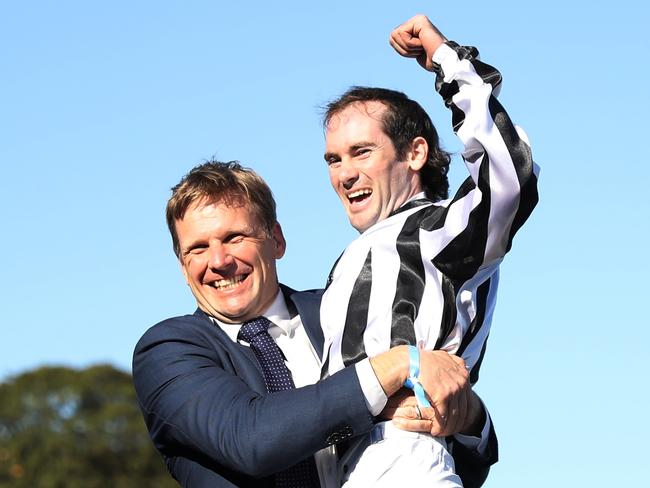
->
[443,42,501,93]
[467,56,502,91]
[433,149,491,283]
[457,279,491,384]
[457,279,490,357]
[450,101,465,131]
[390,209,428,347]
[469,336,489,385]
[488,96,539,253]
[419,178,475,234]
[433,42,464,109]
[341,250,372,367]
[433,275,458,350]
[438,80,461,110]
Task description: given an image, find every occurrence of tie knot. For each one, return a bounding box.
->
[237,316,272,344]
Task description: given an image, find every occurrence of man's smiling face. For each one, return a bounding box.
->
[324,101,424,233]
[175,199,286,323]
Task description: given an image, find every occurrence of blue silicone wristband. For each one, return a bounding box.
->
[403,345,432,408]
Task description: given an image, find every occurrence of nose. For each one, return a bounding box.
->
[338,159,359,190]
[207,242,234,272]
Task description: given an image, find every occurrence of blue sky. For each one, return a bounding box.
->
[1,1,649,486]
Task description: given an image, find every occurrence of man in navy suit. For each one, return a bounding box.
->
[133,161,497,487]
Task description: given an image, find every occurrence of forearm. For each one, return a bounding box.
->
[368,344,409,397]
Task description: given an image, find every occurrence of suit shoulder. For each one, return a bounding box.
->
[133,312,212,353]
[282,285,324,316]
[293,288,325,298]
[281,284,324,300]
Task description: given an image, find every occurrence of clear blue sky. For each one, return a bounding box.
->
[1,1,648,486]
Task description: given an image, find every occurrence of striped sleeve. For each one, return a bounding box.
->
[428,42,540,282]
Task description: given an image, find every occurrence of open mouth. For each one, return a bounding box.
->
[347,189,372,206]
[211,274,248,290]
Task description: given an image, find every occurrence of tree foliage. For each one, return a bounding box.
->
[0,365,177,487]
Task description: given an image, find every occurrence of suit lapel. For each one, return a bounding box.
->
[281,285,325,360]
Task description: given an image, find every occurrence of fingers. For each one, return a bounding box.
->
[429,377,457,436]
[420,351,468,393]
[389,391,470,437]
[419,351,471,436]
[447,356,470,435]
[389,30,423,58]
[389,14,446,71]
[380,389,418,420]
[388,388,417,407]
[443,384,465,436]
[392,403,436,432]
[450,354,467,369]
[392,416,435,433]
[385,402,426,425]
[392,405,446,436]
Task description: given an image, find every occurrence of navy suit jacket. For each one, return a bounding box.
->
[133,285,497,487]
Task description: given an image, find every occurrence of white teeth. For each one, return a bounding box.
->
[213,275,245,289]
[348,189,372,199]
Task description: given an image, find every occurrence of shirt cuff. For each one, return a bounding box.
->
[431,43,460,81]
[453,398,491,456]
[354,358,387,416]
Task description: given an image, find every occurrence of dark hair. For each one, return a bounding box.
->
[166,160,277,257]
[324,87,450,201]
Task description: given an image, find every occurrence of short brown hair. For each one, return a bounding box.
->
[166,160,277,257]
[324,86,450,202]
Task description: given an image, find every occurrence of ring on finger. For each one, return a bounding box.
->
[415,405,422,420]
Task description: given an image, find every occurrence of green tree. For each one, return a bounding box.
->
[0,365,178,487]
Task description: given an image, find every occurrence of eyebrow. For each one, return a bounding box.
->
[350,142,377,151]
[324,141,378,161]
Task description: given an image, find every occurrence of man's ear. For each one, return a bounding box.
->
[407,136,428,171]
[272,222,287,259]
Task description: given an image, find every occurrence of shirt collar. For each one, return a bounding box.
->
[210,289,294,342]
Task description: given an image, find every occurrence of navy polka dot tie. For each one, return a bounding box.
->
[238,316,319,487]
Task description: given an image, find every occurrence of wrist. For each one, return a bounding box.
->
[369,345,409,397]
[404,346,432,407]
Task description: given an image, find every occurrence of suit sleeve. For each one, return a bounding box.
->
[132,316,374,478]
